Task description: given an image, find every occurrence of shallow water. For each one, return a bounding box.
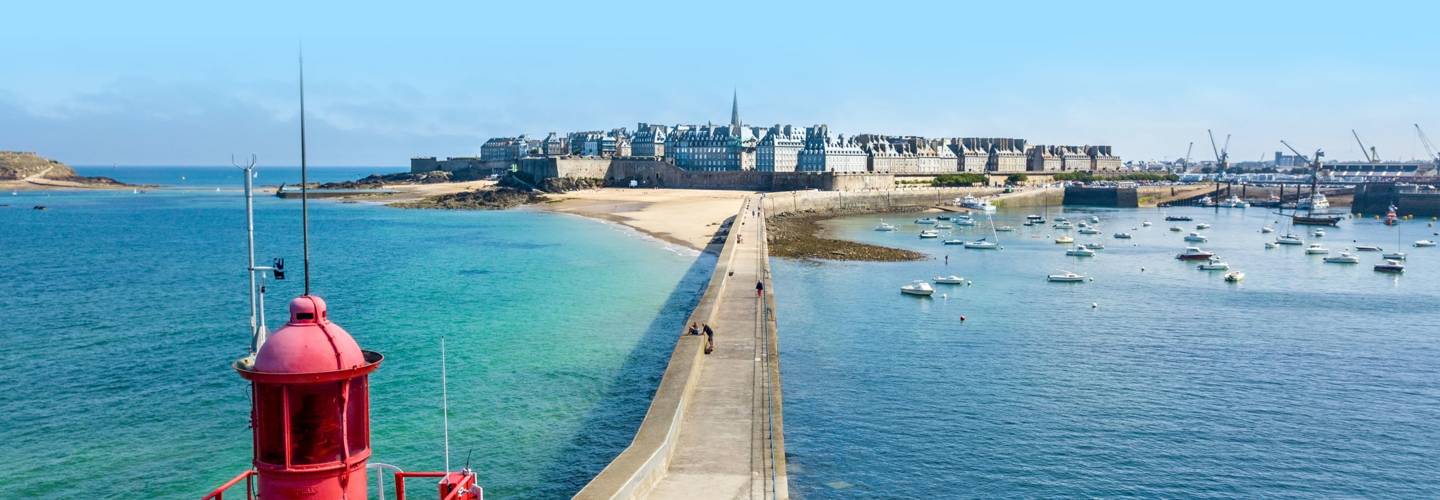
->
[775,206,1440,498]
[0,169,709,498]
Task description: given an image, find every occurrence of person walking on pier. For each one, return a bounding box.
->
[756,280,765,297]
[703,323,715,354]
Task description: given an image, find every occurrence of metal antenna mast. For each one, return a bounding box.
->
[298,51,312,295]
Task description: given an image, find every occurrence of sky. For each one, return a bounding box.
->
[2,0,1437,166]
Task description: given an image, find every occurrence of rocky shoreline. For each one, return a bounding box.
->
[388,186,547,210]
[767,212,925,262]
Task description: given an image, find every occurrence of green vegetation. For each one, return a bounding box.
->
[1005,173,1028,185]
[931,173,989,187]
[1053,171,1178,183]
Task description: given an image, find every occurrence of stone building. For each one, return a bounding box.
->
[950,141,991,173]
[480,135,530,162]
[910,138,958,174]
[667,124,751,171]
[756,124,805,172]
[951,138,1027,173]
[1060,146,1090,171]
[1089,146,1122,171]
[631,123,669,158]
[1026,145,1063,172]
[540,133,568,157]
[797,125,867,173]
[857,137,916,174]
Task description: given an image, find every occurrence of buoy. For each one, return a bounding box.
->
[959,315,966,322]
[1092,303,1098,308]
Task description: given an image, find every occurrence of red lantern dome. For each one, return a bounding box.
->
[255,295,366,374]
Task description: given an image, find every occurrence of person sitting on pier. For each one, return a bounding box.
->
[703,323,715,354]
[688,322,701,336]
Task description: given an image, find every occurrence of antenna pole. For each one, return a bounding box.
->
[441,337,452,473]
[299,52,312,295]
[239,155,260,355]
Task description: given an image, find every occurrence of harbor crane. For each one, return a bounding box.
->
[1207,129,1230,171]
[1280,140,1324,169]
[1417,123,1438,164]
[1352,129,1379,162]
[1181,141,1193,170]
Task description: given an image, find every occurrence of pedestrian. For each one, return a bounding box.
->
[703,323,715,354]
[688,322,700,336]
[944,255,949,266]
[756,280,765,297]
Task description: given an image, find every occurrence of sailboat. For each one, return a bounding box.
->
[1383,218,1407,260]
[964,211,1002,249]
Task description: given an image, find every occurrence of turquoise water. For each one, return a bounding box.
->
[775,206,1440,497]
[74,165,407,188]
[0,168,710,498]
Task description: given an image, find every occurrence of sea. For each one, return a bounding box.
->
[775,206,1440,497]
[0,166,713,498]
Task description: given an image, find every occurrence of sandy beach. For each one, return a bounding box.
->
[541,188,754,250]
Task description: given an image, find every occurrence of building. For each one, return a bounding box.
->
[667,124,751,171]
[1027,145,1063,172]
[855,136,916,174]
[909,138,957,174]
[540,133,568,157]
[1089,146,1122,171]
[756,124,805,172]
[951,138,1027,173]
[631,123,669,158]
[479,136,530,162]
[1059,146,1090,171]
[950,141,990,173]
[567,129,627,157]
[797,125,867,173]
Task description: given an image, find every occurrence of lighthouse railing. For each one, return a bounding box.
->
[201,469,256,500]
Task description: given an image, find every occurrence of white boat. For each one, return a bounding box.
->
[1142,221,1153,227]
[1026,214,1046,223]
[1196,223,1211,230]
[1169,226,1183,232]
[995,225,1016,232]
[1354,245,1382,252]
[1197,258,1230,271]
[874,221,897,231]
[1053,221,1074,230]
[1299,193,1330,211]
[1079,227,1101,235]
[964,239,999,249]
[1261,226,1275,234]
[958,195,997,212]
[954,218,977,227]
[935,223,954,230]
[1114,232,1133,239]
[1198,195,1214,206]
[1054,216,1069,223]
[915,217,937,225]
[1382,251,1407,261]
[1312,229,1326,238]
[1023,221,1035,227]
[1055,235,1074,244]
[1415,240,1437,247]
[1276,234,1305,246]
[900,280,935,296]
[1047,271,1088,283]
[1323,252,1359,264]
[943,239,965,245]
[1183,232,1208,243]
[1176,247,1215,260]
[919,229,940,239]
[1264,242,1279,249]
[1373,260,1406,274]
[1088,216,1101,223]
[1224,271,1245,282]
[1305,243,1329,255]
[1066,245,1096,257]
[933,275,965,284]
[1085,242,1106,250]
[1218,196,1249,208]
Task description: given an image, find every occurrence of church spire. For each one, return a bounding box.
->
[730,89,740,129]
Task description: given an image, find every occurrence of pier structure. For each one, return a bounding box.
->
[578,195,788,500]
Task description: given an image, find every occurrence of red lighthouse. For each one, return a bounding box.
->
[235,295,380,499]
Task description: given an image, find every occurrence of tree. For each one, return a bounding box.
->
[1006,173,1028,185]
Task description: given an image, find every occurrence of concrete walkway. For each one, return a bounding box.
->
[646,196,785,500]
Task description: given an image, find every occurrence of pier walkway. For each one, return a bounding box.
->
[578,195,787,500]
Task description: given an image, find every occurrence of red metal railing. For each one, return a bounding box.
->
[202,469,256,500]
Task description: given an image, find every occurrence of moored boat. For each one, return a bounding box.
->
[933,275,965,284]
[1323,252,1359,264]
[1055,235,1074,244]
[1275,234,1305,245]
[901,280,935,296]
[1065,245,1096,257]
[1305,243,1329,255]
[1415,240,1437,247]
[1184,232,1208,243]
[1224,271,1245,282]
[1176,247,1214,260]
[1197,257,1230,271]
[874,221,897,231]
[1373,260,1406,273]
[919,229,940,239]
[915,217,937,225]
[1114,232,1132,239]
[1047,271,1088,283]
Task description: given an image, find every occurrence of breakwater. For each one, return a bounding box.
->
[578,195,787,499]
[1352,182,1440,217]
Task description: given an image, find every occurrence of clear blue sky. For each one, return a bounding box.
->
[3,0,1436,166]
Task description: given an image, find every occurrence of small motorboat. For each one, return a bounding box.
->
[1196,223,1211,230]
[1373,260,1406,274]
[1305,243,1329,255]
[1026,214,1046,224]
[1264,242,1279,249]
[1114,232,1133,239]
[995,225,1016,232]
[1176,247,1215,260]
[1415,240,1437,247]
[874,221,897,231]
[32,205,47,210]
[1066,245,1096,257]
[1324,252,1359,264]
[1023,221,1035,227]
[1142,221,1153,227]
[915,217,937,225]
[1078,227,1101,235]
[1197,257,1230,271]
[954,218,977,227]
[935,223,954,230]
[1312,229,1326,238]
[1224,271,1245,282]
[1055,235,1074,244]
[1088,216,1101,223]
[919,229,940,239]
[1276,234,1305,246]
[936,215,951,221]
[1169,226,1183,232]
[1165,215,1192,222]
[1047,271,1088,283]
[965,238,1000,249]
[1184,232,1208,243]
[901,280,935,296]
[1382,251,1407,261]
[1354,245,1382,252]
[943,239,966,245]
[933,275,965,284]
[1261,226,1275,234]
[1053,221,1074,230]
[1219,196,1250,208]
[1054,216,1069,223]
[1085,242,1106,250]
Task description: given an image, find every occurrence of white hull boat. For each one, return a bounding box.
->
[901,280,935,296]
[933,275,965,285]
[1305,244,1329,255]
[1184,232,1208,243]
[1047,271,1088,283]
[1323,252,1359,264]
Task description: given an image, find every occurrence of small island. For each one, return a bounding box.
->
[0,151,134,190]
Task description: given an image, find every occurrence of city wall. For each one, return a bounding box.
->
[1063,186,1139,207]
[760,187,1002,217]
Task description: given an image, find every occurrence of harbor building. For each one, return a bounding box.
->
[1089,146,1122,171]
[631,123,669,158]
[756,124,805,172]
[480,135,531,162]
[797,125,867,173]
[1027,145,1064,172]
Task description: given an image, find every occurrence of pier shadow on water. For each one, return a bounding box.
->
[534,221,731,496]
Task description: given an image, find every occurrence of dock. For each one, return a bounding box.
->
[578,194,787,500]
